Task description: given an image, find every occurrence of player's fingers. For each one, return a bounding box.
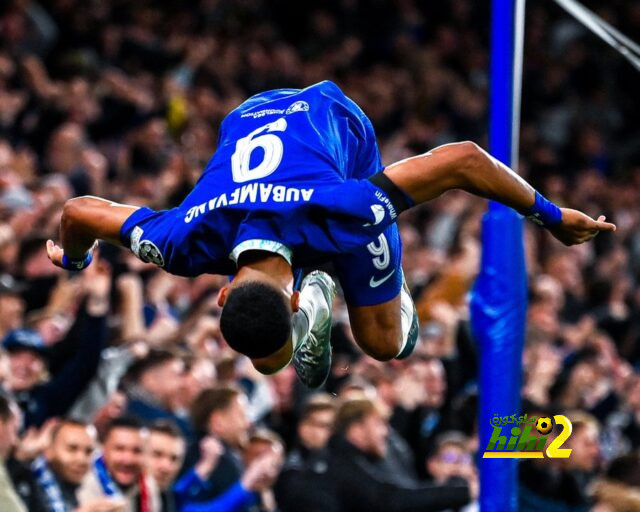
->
[46,240,64,266]
[592,215,616,231]
[594,220,616,232]
[46,240,58,261]
[46,239,54,257]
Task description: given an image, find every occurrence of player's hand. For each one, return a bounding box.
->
[46,240,98,270]
[46,239,65,268]
[549,209,615,246]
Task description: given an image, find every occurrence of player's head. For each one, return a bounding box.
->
[218,280,294,361]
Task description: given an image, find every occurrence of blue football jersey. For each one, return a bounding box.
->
[120,81,404,303]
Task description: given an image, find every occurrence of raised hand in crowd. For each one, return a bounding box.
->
[80,256,112,316]
[45,274,83,318]
[194,435,224,481]
[116,273,146,342]
[241,448,284,493]
[13,417,58,462]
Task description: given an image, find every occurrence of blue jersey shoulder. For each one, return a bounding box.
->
[221,81,361,133]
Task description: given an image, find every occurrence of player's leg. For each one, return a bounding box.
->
[346,274,418,360]
[346,296,401,361]
[334,224,419,361]
[291,271,336,387]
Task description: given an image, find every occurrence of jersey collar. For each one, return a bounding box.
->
[229,239,293,266]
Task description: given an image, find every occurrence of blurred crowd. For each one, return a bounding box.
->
[0,0,639,511]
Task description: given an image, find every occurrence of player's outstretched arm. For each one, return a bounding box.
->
[383,142,616,246]
[47,196,139,269]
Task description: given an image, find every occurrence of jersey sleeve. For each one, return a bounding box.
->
[119,207,186,274]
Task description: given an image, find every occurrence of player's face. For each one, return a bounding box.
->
[46,424,96,485]
[147,432,185,491]
[102,427,146,487]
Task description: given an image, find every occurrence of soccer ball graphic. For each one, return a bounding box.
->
[536,417,553,435]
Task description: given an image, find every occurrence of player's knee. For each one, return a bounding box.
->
[360,331,401,361]
[368,343,400,361]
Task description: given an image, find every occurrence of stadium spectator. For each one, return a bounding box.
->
[261,365,300,450]
[425,431,478,511]
[391,356,453,475]
[170,421,286,512]
[519,412,602,511]
[0,394,26,512]
[327,398,472,512]
[590,452,640,512]
[39,420,98,510]
[0,275,24,339]
[146,420,185,512]
[77,416,160,512]
[172,355,217,418]
[67,272,154,425]
[123,349,191,438]
[184,386,252,504]
[20,418,127,512]
[147,420,273,512]
[2,260,110,428]
[612,372,640,450]
[242,429,284,512]
[275,395,338,512]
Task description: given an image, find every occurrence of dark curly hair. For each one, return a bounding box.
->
[220,281,292,359]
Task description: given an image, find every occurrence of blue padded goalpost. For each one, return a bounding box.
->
[471,0,640,509]
[469,0,527,510]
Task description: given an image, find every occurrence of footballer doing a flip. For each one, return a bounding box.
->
[48,81,614,388]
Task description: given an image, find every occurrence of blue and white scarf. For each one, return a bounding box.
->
[31,456,67,512]
[94,455,122,497]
